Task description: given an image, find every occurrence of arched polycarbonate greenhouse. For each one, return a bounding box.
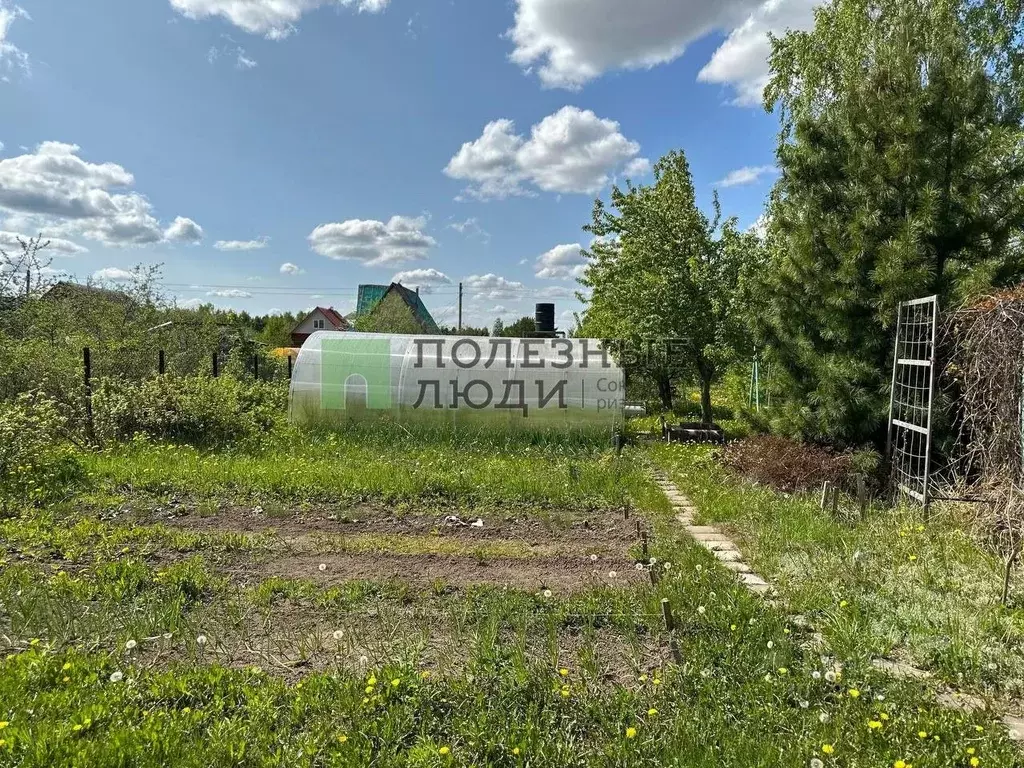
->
[289,332,625,432]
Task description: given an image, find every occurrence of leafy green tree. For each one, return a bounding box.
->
[496,316,538,338]
[757,0,1024,445]
[579,150,752,421]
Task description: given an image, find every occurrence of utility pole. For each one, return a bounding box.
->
[458,281,463,332]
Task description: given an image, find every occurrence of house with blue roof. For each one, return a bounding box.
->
[352,283,441,335]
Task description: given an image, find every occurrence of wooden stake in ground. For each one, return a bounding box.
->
[820,481,832,510]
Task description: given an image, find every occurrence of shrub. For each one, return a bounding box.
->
[722,435,855,493]
[0,392,84,512]
[92,374,286,447]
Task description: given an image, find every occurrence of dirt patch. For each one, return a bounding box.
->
[138,502,642,548]
[230,552,646,594]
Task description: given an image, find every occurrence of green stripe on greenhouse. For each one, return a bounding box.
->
[320,337,392,411]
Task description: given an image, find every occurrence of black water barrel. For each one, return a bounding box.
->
[535,303,556,335]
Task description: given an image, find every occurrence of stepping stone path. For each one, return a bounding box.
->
[652,471,776,598]
[651,467,1024,744]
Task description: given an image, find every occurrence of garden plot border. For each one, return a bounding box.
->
[649,468,1024,744]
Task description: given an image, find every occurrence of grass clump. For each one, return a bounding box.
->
[652,442,1024,701]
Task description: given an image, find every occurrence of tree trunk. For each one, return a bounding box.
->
[699,372,714,424]
[657,374,674,412]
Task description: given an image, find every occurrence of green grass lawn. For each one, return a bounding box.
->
[0,431,1021,766]
[651,442,1024,706]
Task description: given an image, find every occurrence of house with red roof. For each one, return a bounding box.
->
[290,306,349,346]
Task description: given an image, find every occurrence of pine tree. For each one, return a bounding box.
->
[758,0,1024,445]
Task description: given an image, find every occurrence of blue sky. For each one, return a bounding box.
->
[0,0,816,329]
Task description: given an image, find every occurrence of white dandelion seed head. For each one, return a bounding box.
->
[543,589,552,598]
[663,562,671,570]
[318,563,327,572]
[590,554,598,562]
[767,641,774,649]
[333,630,344,640]
[697,606,706,615]
[196,634,208,646]
[109,670,124,683]
[700,668,711,678]
[695,565,703,572]
[875,694,885,701]
[819,712,830,723]
[649,557,657,565]
[824,671,836,683]
[811,759,824,768]
[799,699,810,709]
[125,639,137,651]
[811,671,821,680]
[635,563,644,571]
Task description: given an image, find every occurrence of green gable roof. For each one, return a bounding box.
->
[356,283,440,334]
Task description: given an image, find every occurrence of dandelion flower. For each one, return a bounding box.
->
[970,759,979,768]
[338,735,348,743]
[391,678,401,687]
[663,562,671,570]
[811,760,824,768]
[649,557,657,565]
[590,554,598,562]
[824,671,837,683]
[848,688,860,698]
[318,563,327,572]
[608,571,618,579]
[967,748,975,755]
[975,725,984,732]
[109,671,123,683]
[695,564,702,572]
[542,589,552,598]
[652,677,661,685]
[697,605,706,615]
[635,563,645,571]
[421,670,431,679]
[638,674,648,682]
[333,630,344,640]
[730,624,737,631]
[778,667,788,675]
[811,671,821,680]
[819,712,830,723]
[0,722,7,729]
[839,600,848,608]
[647,708,658,716]
[822,744,834,755]
[439,746,450,755]
[908,554,917,562]
[625,727,637,739]
[125,639,137,651]
[62,662,71,671]
[513,747,520,755]
[559,668,569,677]
[560,688,570,698]
[868,720,882,730]
[917,731,928,739]
[196,634,208,646]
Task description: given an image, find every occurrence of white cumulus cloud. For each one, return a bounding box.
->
[308,214,435,266]
[0,141,201,247]
[207,288,252,298]
[164,216,204,243]
[0,3,30,79]
[535,243,587,280]
[391,267,451,294]
[169,0,389,40]
[445,107,646,200]
[698,0,818,106]
[715,164,777,187]
[0,230,87,255]
[214,236,269,251]
[464,273,526,301]
[508,0,762,89]
[93,267,135,283]
[280,262,303,275]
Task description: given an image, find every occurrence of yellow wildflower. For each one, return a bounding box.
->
[391,678,401,687]
[0,723,7,730]
[822,744,835,754]
[420,671,431,679]
[559,668,569,677]
[648,708,658,716]
[918,731,928,739]
[880,713,889,721]
[439,746,450,755]
[868,720,883,730]
[967,748,976,755]
[848,688,860,698]
[652,678,661,685]
[626,727,637,739]
[970,759,980,768]
[338,735,348,744]
[513,747,520,755]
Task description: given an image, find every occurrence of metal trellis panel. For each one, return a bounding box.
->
[886,295,939,508]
